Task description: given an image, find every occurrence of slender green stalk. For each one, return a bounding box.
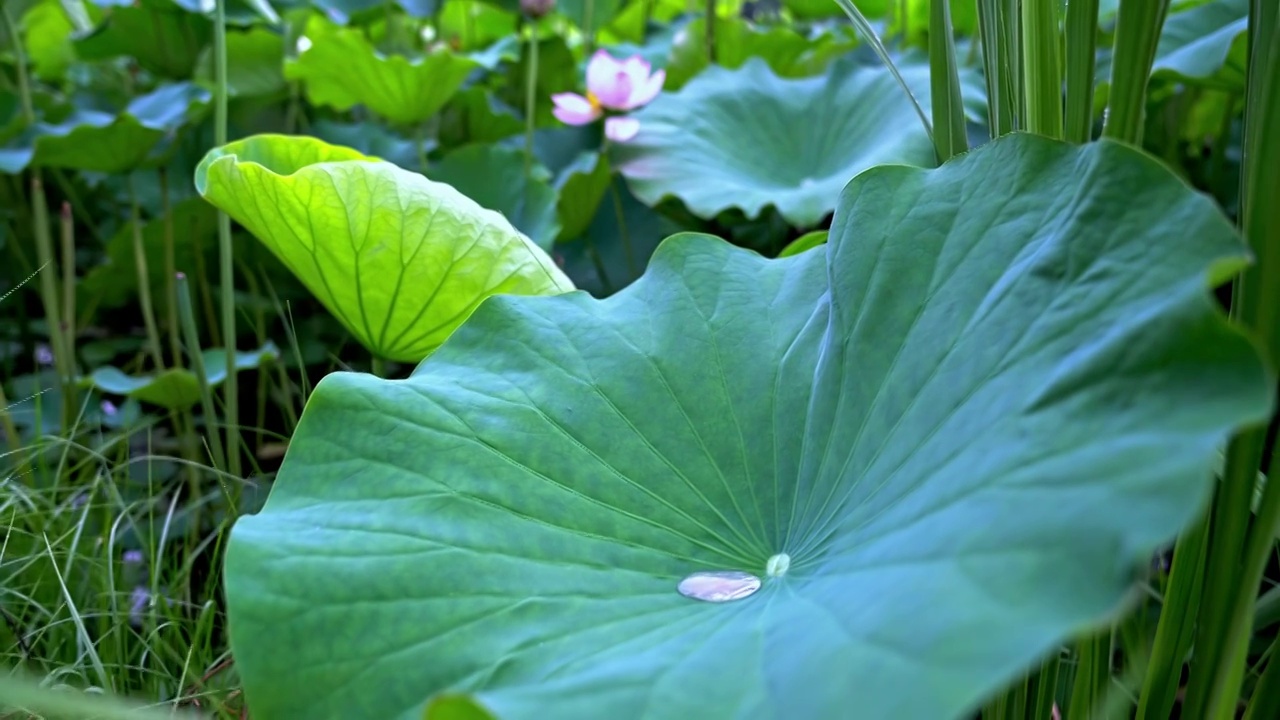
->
[524,18,539,177]
[161,168,182,369]
[1184,430,1268,718]
[1067,632,1110,720]
[0,5,34,123]
[1064,0,1100,142]
[976,0,1016,137]
[59,202,75,369]
[608,175,637,277]
[1021,0,1063,138]
[1136,506,1211,720]
[128,175,166,371]
[1244,635,1280,720]
[30,179,72,425]
[1007,676,1028,718]
[1102,0,1172,143]
[1034,651,1062,720]
[371,355,387,378]
[929,0,968,161]
[1199,11,1280,717]
[705,0,716,63]
[835,0,934,142]
[177,273,227,472]
[214,0,242,476]
[583,0,596,54]
[2,3,72,424]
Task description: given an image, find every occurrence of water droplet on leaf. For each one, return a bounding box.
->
[677,571,761,603]
[766,553,791,577]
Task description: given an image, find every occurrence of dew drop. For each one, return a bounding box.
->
[677,570,761,603]
[766,553,791,578]
[799,177,815,189]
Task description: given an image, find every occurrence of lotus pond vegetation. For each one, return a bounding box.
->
[1,0,1278,719]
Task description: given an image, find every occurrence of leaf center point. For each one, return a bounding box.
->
[766,553,791,578]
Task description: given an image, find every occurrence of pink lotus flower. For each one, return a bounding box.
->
[551,49,665,143]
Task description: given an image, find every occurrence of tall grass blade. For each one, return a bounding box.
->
[177,273,228,472]
[1244,635,1280,720]
[1021,0,1063,138]
[929,0,968,160]
[976,0,1017,137]
[213,0,242,476]
[1197,7,1280,717]
[1064,0,1100,142]
[1102,0,1173,143]
[834,0,935,146]
[1136,506,1210,720]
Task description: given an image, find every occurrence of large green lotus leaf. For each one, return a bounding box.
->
[84,343,280,410]
[614,55,937,227]
[222,132,1272,719]
[22,0,77,82]
[0,82,210,174]
[429,144,561,251]
[194,134,574,363]
[665,18,857,90]
[75,2,212,78]
[285,15,479,125]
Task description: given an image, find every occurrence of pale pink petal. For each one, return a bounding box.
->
[585,49,624,99]
[628,68,665,108]
[592,69,634,110]
[551,92,601,125]
[605,116,641,143]
[619,56,652,101]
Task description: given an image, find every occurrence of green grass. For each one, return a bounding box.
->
[2,408,248,719]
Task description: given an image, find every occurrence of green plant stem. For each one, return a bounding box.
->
[177,273,227,472]
[976,0,1016,137]
[836,0,934,142]
[30,178,72,428]
[2,2,71,425]
[928,0,967,161]
[705,0,716,63]
[0,5,34,123]
[524,18,538,178]
[0,384,28,477]
[1136,504,1211,720]
[1063,0,1100,142]
[1245,634,1280,720]
[128,175,166,372]
[371,355,387,378]
[608,174,637,277]
[1068,632,1110,720]
[583,0,596,54]
[1102,0,1172,143]
[1034,651,1062,720]
[1021,0,1063,138]
[1198,10,1280,717]
[214,0,242,477]
[161,168,182,369]
[59,202,75,370]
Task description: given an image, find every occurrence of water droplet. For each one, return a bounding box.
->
[677,571,761,603]
[799,177,815,189]
[766,553,791,578]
